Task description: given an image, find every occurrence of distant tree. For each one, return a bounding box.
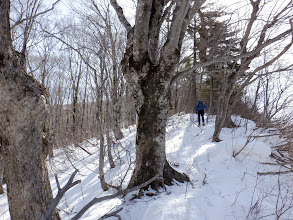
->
[0,0,60,219]
[185,7,240,114]
[256,63,293,127]
[75,0,125,140]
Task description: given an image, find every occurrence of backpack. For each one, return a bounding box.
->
[197,101,204,111]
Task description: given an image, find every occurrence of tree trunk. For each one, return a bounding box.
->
[223,94,237,128]
[96,101,108,191]
[108,21,123,140]
[212,72,239,142]
[128,74,188,190]
[106,93,115,169]
[209,76,215,115]
[0,162,4,194]
[224,108,237,128]
[212,93,228,142]
[188,75,197,113]
[95,56,108,191]
[111,0,197,190]
[0,1,59,219]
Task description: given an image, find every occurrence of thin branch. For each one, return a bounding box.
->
[41,28,98,75]
[54,174,61,191]
[11,0,61,30]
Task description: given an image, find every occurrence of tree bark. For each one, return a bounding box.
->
[0,1,59,219]
[0,162,4,194]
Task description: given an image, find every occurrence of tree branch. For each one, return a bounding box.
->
[11,0,61,30]
[257,170,293,176]
[71,175,162,220]
[171,26,293,85]
[99,207,123,220]
[109,0,132,33]
[41,27,98,76]
[44,169,81,220]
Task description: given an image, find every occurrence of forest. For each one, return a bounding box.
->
[0,0,293,219]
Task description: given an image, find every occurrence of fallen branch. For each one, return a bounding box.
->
[99,207,123,220]
[257,170,293,176]
[252,133,281,138]
[75,142,93,155]
[71,175,162,220]
[271,152,293,164]
[233,134,254,158]
[44,169,81,220]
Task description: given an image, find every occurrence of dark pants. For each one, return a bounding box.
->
[197,110,205,124]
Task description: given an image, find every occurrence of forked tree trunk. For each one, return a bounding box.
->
[111,0,200,190]
[212,72,239,142]
[0,1,59,219]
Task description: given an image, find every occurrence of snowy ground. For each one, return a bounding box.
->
[1,114,293,220]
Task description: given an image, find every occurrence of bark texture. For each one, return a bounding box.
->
[0,162,4,194]
[0,1,59,219]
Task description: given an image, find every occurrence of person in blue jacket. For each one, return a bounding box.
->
[196,100,208,126]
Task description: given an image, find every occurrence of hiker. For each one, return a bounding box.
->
[196,100,208,126]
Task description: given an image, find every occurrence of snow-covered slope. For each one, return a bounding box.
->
[1,114,293,219]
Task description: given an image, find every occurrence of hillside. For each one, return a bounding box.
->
[1,114,293,219]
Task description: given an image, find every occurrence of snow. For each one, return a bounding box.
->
[1,114,293,219]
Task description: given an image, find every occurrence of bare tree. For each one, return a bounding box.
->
[0,0,60,219]
[210,0,293,141]
[72,0,125,140]
[94,52,109,191]
[110,0,205,189]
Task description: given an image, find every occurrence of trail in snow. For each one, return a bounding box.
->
[1,114,293,220]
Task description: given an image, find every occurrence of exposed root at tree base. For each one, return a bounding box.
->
[213,137,222,142]
[128,161,190,192]
[163,162,190,186]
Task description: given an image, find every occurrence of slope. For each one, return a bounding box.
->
[0,114,293,219]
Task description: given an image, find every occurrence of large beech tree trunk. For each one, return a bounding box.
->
[111,0,199,189]
[128,73,188,189]
[0,1,59,219]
